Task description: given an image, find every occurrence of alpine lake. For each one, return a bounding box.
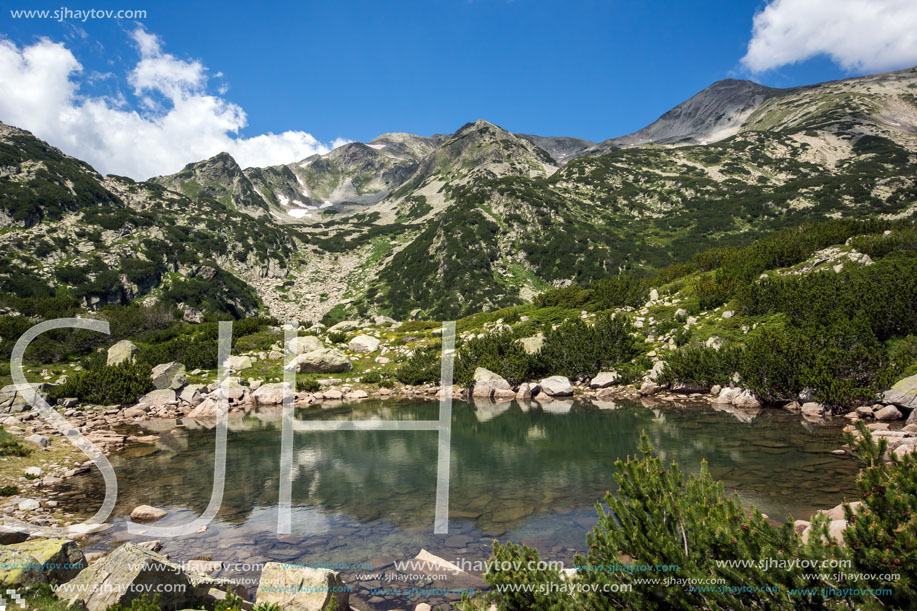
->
[60,398,860,610]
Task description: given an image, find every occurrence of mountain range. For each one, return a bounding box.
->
[1,66,916,323]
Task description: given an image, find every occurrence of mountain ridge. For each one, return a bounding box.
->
[2,66,916,323]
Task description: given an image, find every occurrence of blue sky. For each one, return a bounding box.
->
[2,0,916,177]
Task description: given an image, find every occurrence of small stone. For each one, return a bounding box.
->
[130,505,167,522]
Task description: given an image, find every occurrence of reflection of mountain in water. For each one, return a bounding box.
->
[66,399,859,534]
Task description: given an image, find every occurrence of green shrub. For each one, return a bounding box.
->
[660,344,740,388]
[0,428,32,457]
[395,345,441,385]
[455,331,534,386]
[469,425,917,610]
[534,314,639,380]
[297,378,320,392]
[327,331,347,344]
[0,485,18,496]
[360,371,382,384]
[49,362,153,405]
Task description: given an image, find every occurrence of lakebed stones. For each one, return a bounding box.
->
[540,376,574,397]
[349,334,381,353]
[288,335,324,355]
[130,505,167,522]
[106,339,138,366]
[150,362,186,390]
[472,368,511,398]
[59,543,245,611]
[256,562,349,611]
[286,349,352,374]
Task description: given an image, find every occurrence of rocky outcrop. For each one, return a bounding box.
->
[255,562,349,610]
[107,340,139,366]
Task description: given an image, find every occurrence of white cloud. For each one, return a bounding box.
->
[0,28,344,179]
[741,0,917,73]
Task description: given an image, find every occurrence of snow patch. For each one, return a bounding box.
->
[366,143,385,150]
[288,208,312,219]
[320,201,333,209]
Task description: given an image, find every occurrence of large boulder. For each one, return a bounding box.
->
[733,389,762,409]
[288,336,324,355]
[179,384,207,404]
[0,547,47,586]
[222,355,253,372]
[801,402,825,417]
[0,383,48,414]
[540,376,574,397]
[107,340,139,366]
[256,562,349,610]
[57,543,244,611]
[874,405,903,421]
[286,349,352,374]
[589,371,619,389]
[252,382,293,405]
[9,538,86,583]
[150,362,186,390]
[349,335,381,353]
[138,388,176,407]
[327,320,360,333]
[471,368,510,398]
[883,374,917,409]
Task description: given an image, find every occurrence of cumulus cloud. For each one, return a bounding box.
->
[0,28,344,179]
[741,0,917,73]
